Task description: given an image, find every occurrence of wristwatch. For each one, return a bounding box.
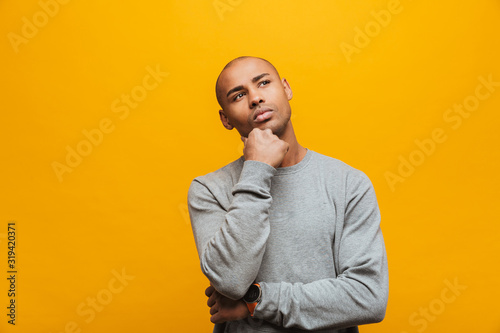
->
[243,283,261,317]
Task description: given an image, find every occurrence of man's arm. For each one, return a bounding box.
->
[188,128,289,300]
[251,171,388,330]
[188,160,276,299]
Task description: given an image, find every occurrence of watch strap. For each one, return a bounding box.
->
[246,301,258,317]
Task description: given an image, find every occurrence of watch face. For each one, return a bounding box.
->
[244,284,260,303]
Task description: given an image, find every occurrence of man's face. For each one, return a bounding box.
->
[217,58,293,138]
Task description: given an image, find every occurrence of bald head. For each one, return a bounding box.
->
[215,56,280,108]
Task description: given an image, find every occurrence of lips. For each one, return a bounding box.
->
[253,107,273,123]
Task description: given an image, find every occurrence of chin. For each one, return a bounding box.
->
[269,120,290,136]
[256,123,276,133]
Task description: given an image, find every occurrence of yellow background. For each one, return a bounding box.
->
[1,0,499,332]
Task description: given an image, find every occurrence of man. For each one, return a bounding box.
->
[187,56,388,332]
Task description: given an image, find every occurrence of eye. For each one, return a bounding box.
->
[233,92,245,101]
[259,80,271,87]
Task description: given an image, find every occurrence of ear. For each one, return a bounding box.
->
[282,78,293,100]
[219,109,234,130]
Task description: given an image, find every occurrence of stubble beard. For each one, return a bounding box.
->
[267,108,292,138]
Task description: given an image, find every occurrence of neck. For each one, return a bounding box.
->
[277,121,307,168]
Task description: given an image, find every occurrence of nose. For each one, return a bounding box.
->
[248,88,264,108]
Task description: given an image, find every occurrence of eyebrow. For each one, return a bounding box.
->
[226,73,270,98]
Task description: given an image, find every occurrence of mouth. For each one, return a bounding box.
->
[253,107,273,123]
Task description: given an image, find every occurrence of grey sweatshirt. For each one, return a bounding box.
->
[188,149,388,332]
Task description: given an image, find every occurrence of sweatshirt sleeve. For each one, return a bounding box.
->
[253,171,389,330]
[187,160,277,300]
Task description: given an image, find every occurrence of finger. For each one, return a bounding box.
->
[209,302,219,316]
[210,312,223,324]
[207,291,217,307]
[205,285,215,297]
[248,128,259,137]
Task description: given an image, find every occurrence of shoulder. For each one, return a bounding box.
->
[193,156,244,187]
[309,151,379,218]
[309,150,371,185]
[307,150,376,204]
[188,157,244,204]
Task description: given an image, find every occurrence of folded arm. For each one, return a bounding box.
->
[188,160,277,300]
[253,171,389,330]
